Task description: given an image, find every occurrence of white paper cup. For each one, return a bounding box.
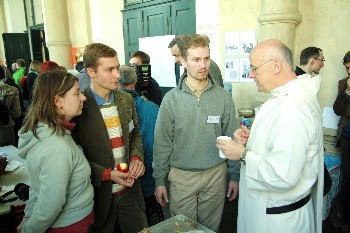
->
[217,136,231,158]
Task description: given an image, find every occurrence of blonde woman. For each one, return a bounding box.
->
[23,60,42,108]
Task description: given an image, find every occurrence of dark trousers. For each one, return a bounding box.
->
[334,136,350,218]
[91,183,148,233]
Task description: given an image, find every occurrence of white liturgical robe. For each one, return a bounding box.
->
[237,78,323,233]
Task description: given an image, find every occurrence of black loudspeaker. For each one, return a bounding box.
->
[0,183,29,204]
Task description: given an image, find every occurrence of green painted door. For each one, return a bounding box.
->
[143,5,171,37]
[123,0,195,95]
[123,0,195,63]
[123,10,143,63]
[171,0,196,35]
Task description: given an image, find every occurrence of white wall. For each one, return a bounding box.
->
[67,0,90,47]
[89,0,125,64]
[4,0,26,33]
[196,0,220,66]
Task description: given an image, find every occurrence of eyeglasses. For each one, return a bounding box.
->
[250,59,274,74]
[316,58,325,62]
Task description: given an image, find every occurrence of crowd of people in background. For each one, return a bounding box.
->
[1,33,350,233]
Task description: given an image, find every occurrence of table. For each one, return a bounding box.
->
[0,145,29,215]
[148,214,215,233]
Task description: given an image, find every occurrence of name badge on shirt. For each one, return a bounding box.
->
[129,120,134,133]
[207,116,220,124]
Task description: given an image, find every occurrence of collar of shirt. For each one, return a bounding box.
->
[185,78,208,93]
[120,88,139,99]
[90,88,115,106]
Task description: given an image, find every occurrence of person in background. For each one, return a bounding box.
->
[168,35,224,87]
[75,61,84,73]
[72,43,148,232]
[1,61,13,81]
[39,61,60,74]
[0,66,21,146]
[217,39,323,233]
[129,51,163,105]
[2,64,24,144]
[294,47,331,199]
[11,62,17,74]
[23,60,42,109]
[153,34,239,232]
[118,66,161,223]
[17,70,94,233]
[295,47,325,76]
[12,59,27,87]
[76,61,91,91]
[332,51,350,232]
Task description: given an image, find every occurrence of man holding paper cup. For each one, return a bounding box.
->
[153,34,240,232]
[216,39,323,233]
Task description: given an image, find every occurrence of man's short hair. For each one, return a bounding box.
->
[299,47,322,66]
[280,44,293,68]
[343,51,350,65]
[264,42,293,68]
[119,66,137,86]
[168,35,184,49]
[180,34,210,60]
[130,51,150,64]
[83,43,117,70]
[16,59,26,67]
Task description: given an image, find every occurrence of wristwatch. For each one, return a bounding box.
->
[240,148,249,165]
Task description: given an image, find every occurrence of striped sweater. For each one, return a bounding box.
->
[100,102,127,193]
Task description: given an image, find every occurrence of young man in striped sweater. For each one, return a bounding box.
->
[72,43,148,233]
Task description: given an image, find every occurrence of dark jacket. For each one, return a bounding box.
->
[121,89,159,197]
[333,77,350,146]
[0,82,21,127]
[72,89,144,227]
[135,77,163,106]
[295,66,306,76]
[26,70,39,101]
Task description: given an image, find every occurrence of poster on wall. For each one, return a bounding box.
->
[239,30,255,54]
[71,47,85,68]
[240,58,251,82]
[225,32,239,56]
[139,35,176,87]
[224,30,256,83]
[224,58,239,82]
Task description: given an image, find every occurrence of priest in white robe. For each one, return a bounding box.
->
[217,39,323,233]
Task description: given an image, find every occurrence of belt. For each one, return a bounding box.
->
[266,194,311,214]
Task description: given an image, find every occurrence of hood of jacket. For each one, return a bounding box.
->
[18,122,67,159]
[296,73,321,97]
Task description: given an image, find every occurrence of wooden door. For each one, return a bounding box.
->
[2,33,31,69]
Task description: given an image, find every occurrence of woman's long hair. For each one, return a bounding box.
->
[22,70,78,138]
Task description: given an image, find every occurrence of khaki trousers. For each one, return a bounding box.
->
[168,162,227,232]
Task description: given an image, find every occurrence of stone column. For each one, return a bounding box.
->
[41,0,72,69]
[255,0,302,105]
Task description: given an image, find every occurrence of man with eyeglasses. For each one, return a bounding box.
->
[295,46,324,76]
[216,39,324,233]
[295,46,332,200]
